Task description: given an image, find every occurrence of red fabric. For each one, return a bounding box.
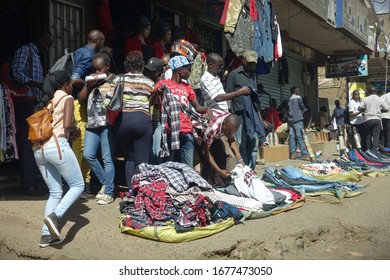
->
[265,107,283,130]
[96,0,115,41]
[134,179,168,220]
[124,37,142,57]
[184,27,200,47]
[249,0,258,21]
[154,79,196,133]
[151,41,165,58]
[220,0,230,25]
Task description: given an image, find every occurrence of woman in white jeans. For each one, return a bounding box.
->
[33,71,84,248]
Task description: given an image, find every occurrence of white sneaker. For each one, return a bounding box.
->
[95,185,106,200]
[97,194,114,205]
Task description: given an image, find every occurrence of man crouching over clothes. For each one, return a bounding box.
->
[194,109,244,188]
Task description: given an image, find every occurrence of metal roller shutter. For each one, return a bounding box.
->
[257,52,317,111]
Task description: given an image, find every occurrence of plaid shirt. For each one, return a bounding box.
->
[159,88,208,157]
[11,43,43,100]
[193,109,230,145]
[134,178,169,220]
[138,162,212,192]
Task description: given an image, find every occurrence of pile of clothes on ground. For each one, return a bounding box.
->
[118,148,390,242]
[262,165,365,199]
[118,162,305,242]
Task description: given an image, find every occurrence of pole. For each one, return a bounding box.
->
[386,52,388,92]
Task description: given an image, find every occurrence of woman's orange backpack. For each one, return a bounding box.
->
[26,95,67,159]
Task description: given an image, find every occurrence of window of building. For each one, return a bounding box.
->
[49,0,84,64]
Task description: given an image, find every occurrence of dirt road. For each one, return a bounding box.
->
[1,159,389,260]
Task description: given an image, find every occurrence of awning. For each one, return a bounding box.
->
[273,0,373,56]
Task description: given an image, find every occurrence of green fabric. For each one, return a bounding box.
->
[119,217,235,243]
[300,169,363,182]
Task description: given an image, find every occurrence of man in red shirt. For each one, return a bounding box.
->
[153,55,210,167]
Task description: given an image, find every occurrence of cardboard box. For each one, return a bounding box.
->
[259,144,290,162]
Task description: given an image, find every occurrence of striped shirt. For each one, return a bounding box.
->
[200,71,229,111]
[113,73,154,115]
[193,109,230,145]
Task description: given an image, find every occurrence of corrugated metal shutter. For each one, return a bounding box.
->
[257,53,304,109]
[257,63,280,109]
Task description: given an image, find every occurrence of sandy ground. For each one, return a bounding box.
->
[0,158,390,260]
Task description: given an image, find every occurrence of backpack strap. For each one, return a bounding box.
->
[39,94,69,160]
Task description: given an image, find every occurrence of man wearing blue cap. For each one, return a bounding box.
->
[152,55,210,167]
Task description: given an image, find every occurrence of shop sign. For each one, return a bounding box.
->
[325,54,368,78]
[335,0,369,44]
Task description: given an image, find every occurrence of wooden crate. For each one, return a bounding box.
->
[259,144,290,162]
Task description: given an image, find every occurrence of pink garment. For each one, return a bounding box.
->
[355,151,382,166]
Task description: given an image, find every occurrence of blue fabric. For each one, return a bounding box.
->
[34,138,84,236]
[212,201,244,223]
[263,166,364,194]
[83,126,116,196]
[11,43,44,100]
[242,94,266,142]
[288,120,308,156]
[71,44,95,80]
[163,133,195,168]
[235,121,259,170]
[256,0,274,63]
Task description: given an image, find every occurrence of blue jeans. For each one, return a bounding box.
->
[163,133,194,167]
[235,123,259,170]
[34,137,84,236]
[288,121,308,156]
[83,126,115,196]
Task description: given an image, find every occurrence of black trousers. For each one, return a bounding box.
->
[364,119,381,150]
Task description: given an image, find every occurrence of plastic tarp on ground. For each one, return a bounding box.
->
[119,217,235,243]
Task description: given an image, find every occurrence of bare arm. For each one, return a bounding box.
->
[63,97,80,139]
[213,87,250,102]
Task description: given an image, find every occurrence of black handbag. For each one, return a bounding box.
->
[106,75,124,126]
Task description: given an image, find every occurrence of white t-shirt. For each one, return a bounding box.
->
[200,71,229,111]
[381,92,390,119]
[348,98,364,125]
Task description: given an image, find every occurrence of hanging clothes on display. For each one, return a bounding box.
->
[224,0,281,76]
[0,83,18,162]
[225,1,253,56]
